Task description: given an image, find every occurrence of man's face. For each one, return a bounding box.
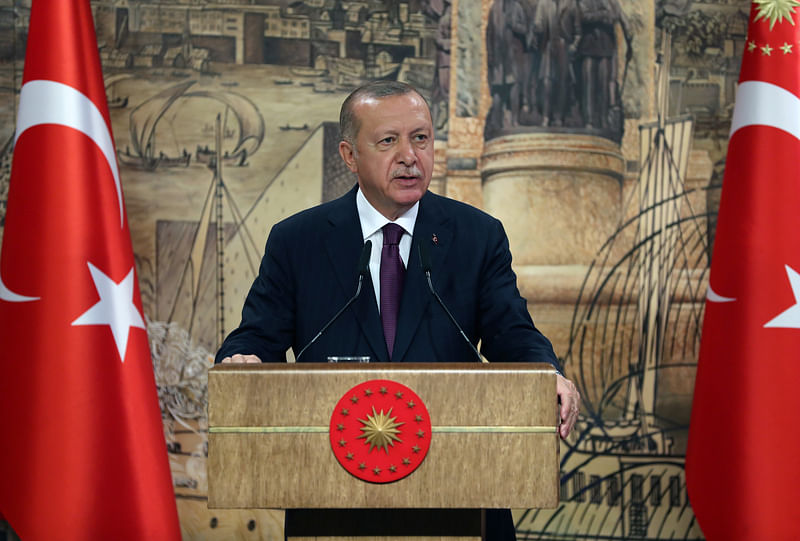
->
[339,92,434,220]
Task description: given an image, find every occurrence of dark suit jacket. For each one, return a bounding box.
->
[216,186,558,368]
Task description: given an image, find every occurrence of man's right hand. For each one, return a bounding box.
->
[220,354,262,364]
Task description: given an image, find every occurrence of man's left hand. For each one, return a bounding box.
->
[557,374,581,439]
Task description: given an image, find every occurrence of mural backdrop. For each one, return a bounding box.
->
[0,0,750,539]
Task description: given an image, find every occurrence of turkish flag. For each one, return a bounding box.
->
[0,1,181,539]
[686,4,800,540]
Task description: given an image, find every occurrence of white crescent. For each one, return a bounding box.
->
[1,79,122,303]
[706,285,736,303]
[730,80,800,140]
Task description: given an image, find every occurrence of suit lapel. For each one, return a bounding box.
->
[392,192,453,362]
[323,187,388,363]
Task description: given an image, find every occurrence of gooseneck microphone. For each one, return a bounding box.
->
[418,241,483,363]
[295,240,372,362]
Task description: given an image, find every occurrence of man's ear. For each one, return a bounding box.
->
[338,140,358,173]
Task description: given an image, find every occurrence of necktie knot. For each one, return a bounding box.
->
[383,223,404,246]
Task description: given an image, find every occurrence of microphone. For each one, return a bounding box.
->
[418,241,483,363]
[295,240,372,362]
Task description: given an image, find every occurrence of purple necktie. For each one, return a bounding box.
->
[380,223,405,359]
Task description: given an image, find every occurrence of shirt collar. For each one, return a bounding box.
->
[356,187,418,239]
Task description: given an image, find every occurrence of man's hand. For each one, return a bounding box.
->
[557,374,580,439]
[220,354,262,364]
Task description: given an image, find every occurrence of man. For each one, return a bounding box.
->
[217,81,580,541]
[486,0,528,132]
[577,0,631,131]
[534,0,581,127]
[421,0,451,131]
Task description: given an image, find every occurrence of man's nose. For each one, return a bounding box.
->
[395,138,416,165]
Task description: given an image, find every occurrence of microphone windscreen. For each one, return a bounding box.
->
[358,240,372,275]
[418,239,432,272]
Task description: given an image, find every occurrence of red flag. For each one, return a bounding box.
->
[686,3,800,539]
[0,1,181,539]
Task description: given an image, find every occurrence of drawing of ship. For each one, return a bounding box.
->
[290,66,328,78]
[322,47,401,89]
[192,90,265,168]
[117,80,195,170]
[159,122,333,354]
[515,35,707,540]
[279,123,309,131]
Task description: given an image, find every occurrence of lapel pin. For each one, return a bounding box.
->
[431,233,438,245]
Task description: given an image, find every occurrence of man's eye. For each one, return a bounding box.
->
[414,134,428,142]
[380,137,395,144]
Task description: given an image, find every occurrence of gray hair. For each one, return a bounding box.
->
[339,81,427,145]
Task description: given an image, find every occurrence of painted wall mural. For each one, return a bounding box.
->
[0,0,754,539]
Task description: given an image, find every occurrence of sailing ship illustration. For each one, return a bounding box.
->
[322,46,401,89]
[515,35,707,540]
[191,90,265,167]
[117,81,265,170]
[290,66,328,78]
[117,80,195,170]
[280,123,309,131]
[160,121,329,353]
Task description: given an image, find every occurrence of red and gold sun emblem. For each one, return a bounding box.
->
[329,380,432,483]
[754,0,800,29]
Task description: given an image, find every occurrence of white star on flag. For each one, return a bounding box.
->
[72,262,146,362]
[764,264,800,329]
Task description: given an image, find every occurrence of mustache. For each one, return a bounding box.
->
[391,166,422,178]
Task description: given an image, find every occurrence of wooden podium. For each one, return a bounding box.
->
[208,362,559,540]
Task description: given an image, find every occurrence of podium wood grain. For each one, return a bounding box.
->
[208,363,559,510]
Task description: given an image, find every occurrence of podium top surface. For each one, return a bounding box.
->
[209,361,557,374]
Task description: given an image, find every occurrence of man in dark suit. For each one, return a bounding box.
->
[216,81,580,541]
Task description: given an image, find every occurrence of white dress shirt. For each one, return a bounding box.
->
[356,188,418,312]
